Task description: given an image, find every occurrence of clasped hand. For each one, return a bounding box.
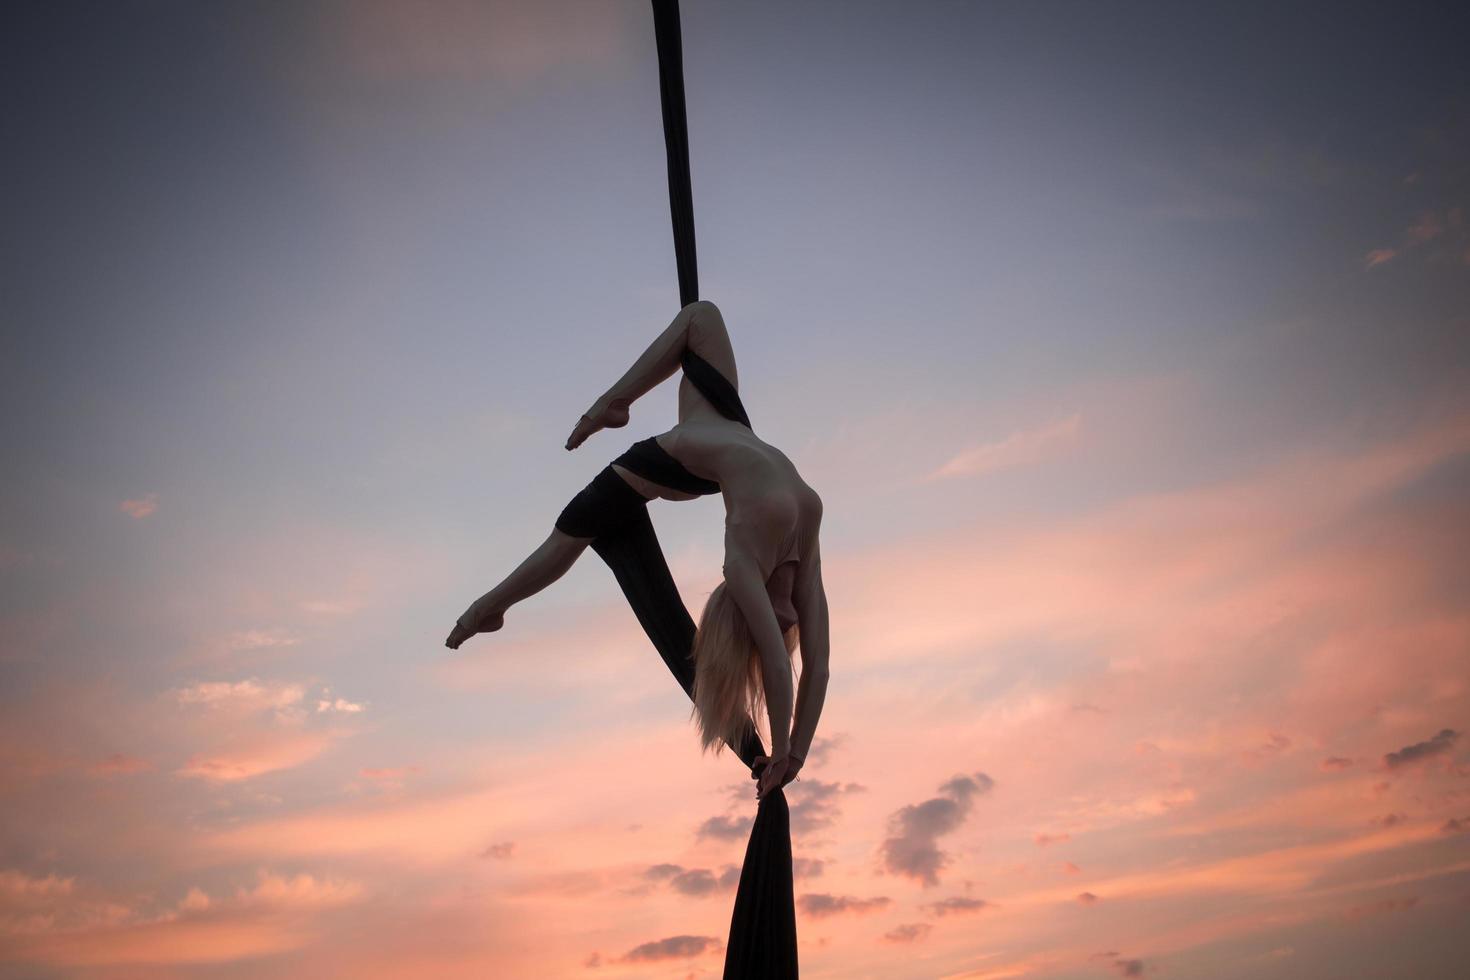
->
[753,752,801,800]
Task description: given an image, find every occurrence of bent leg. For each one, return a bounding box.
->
[445,528,592,649]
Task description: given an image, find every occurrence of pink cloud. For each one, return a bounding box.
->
[925,412,1083,481]
[118,493,158,519]
[173,678,306,713]
[176,730,339,782]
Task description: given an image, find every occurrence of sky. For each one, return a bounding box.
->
[2,0,1469,977]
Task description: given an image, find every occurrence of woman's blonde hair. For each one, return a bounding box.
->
[688,581,799,757]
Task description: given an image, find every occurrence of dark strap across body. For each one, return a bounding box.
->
[608,348,750,497]
[554,348,751,537]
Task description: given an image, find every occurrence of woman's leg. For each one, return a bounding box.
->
[445,528,594,649]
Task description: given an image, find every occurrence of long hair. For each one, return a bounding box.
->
[688,581,800,757]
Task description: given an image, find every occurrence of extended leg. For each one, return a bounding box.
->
[445,528,593,649]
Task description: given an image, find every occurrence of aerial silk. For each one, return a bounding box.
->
[557,2,800,975]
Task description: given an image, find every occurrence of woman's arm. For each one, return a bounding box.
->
[788,552,830,763]
[722,548,794,757]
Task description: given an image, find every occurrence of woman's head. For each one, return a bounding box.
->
[688,581,799,757]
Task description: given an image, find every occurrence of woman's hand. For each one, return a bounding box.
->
[566,395,631,451]
[753,752,801,800]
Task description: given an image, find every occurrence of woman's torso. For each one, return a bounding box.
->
[610,384,821,577]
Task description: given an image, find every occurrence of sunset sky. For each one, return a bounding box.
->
[3,1,1469,977]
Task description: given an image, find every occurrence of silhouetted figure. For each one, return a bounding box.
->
[447,300,828,977]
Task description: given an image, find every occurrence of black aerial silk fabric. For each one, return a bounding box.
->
[552,6,799,974]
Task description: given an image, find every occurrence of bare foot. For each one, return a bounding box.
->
[445,603,505,650]
[566,396,631,451]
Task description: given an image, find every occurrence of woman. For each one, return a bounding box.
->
[445,300,829,801]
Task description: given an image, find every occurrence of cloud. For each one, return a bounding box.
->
[1320,756,1355,771]
[0,868,365,969]
[620,934,721,963]
[880,772,995,887]
[316,696,366,713]
[883,922,933,943]
[118,494,158,519]
[924,414,1082,481]
[696,813,752,842]
[1033,832,1071,847]
[176,731,338,782]
[792,857,825,881]
[1405,212,1443,245]
[360,765,420,780]
[796,893,893,919]
[226,630,302,651]
[803,733,849,768]
[173,678,306,715]
[788,777,867,834]
[637,863,738,898]
[923,896,991,917]
[670,870,718,897]
[1111,957,1146,977]
[1365,207,1462,270]
[1078,892,1101,905]
[1382,729,1458,770]
[232,869,366,910]
[0,869,75,900]
[1240,732,1293,764]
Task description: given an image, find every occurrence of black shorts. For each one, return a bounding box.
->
[554,465,650,539]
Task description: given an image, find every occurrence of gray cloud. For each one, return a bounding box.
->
[670,869,719,897]
[804,733,849,767]
[643,863,683,881]
[621,934,722,963]
[1093,951,1145,976]
[641,862,741,896]
[797,893,892,919]
[1383,729,1458,769]
[696,813,752,841]
[789,778,867,835]
[793,857,825,881]
[879,771,994,886]
[923,896,991,917]
[882,922,932,944]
